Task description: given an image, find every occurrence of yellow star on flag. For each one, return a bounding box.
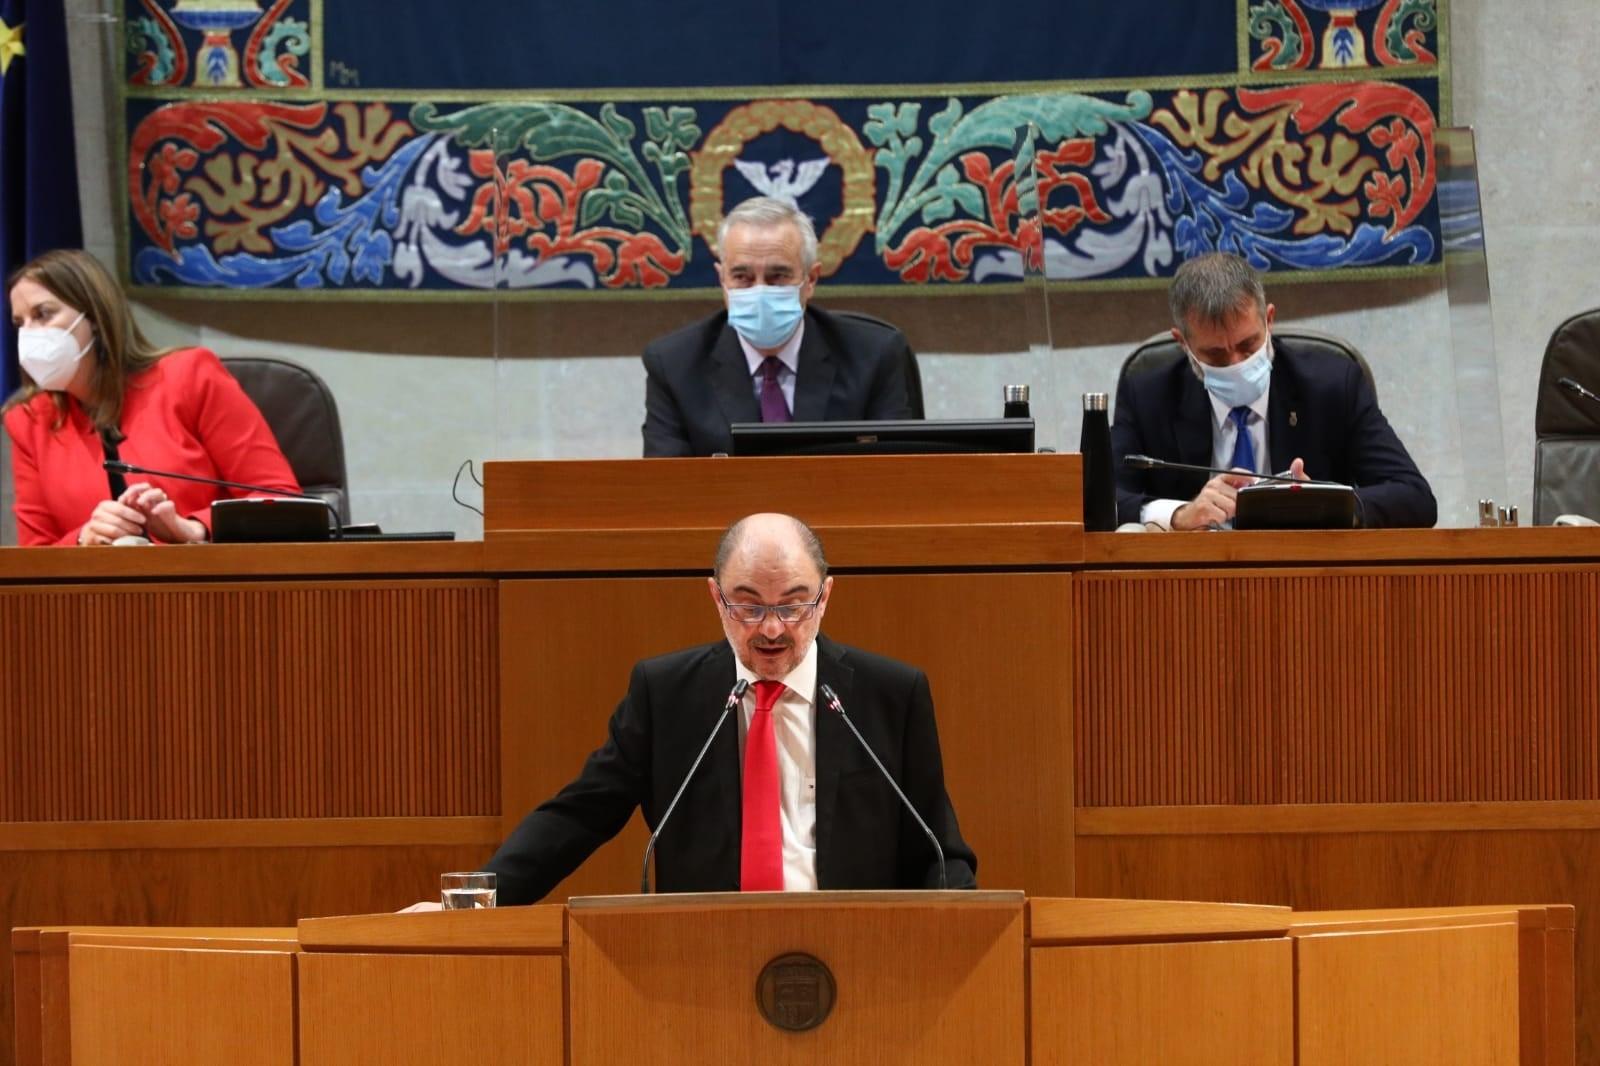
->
[0,18,23,76]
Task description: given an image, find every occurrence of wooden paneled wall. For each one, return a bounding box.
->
[1073,558,1600,1064]
[0,582,500,820]
[1074,566,1600,806]
[499,572,1077,902]
[0,573,504,1066]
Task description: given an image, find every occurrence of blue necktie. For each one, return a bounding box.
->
[1228,406,1256,473]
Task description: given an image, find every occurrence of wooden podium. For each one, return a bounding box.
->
[14,895,1573,1065]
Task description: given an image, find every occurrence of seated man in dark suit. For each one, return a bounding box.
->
[1112,252,1437,530]
[484,512,976,903]
[641,197,914,456]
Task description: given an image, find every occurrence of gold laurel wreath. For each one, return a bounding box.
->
[689,99,875,276]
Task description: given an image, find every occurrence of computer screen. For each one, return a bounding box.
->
[730,418,1036,457]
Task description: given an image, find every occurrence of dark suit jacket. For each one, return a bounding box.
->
[641,304,914,457]
[1111,338,1437,528]
[485,635,977,904]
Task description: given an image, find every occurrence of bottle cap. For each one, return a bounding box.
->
[1003,384,1030,404]
[1083,392,1108,412]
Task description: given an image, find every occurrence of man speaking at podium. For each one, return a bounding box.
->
[640,197,915,456]
[484,513,976,904]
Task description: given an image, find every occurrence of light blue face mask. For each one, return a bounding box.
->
[727,285,804,350]
[1192,336,1273,408]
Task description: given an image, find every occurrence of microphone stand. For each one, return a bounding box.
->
[820,683,948,890]
[1121,454,1344,486]
[640,679,750,893]
[104,460,342,539]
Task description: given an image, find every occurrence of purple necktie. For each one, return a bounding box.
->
[760,357,791,423]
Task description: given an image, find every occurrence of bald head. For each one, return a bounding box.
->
[710,513,833,680]
[713,513,828,585]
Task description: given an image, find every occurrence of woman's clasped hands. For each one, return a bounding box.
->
[78,482,208,545]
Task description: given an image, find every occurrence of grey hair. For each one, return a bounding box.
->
[714,514,828,583]
[715,196,819,271]
[1168,252,1268,335]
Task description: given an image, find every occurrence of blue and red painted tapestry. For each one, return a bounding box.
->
[121,0,1449,294]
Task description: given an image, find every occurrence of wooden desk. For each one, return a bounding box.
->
[1074,527,1600,1064]
[15,898,1572,1065]
[6,462,1600,1062]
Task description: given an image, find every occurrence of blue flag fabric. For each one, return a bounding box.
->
[1,0,82,400]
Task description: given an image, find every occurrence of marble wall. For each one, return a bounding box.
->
[3,0,1592,543]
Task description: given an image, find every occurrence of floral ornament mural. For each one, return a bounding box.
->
[122,0,1449,294]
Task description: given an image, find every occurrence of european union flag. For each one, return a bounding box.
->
[0,0,82,400]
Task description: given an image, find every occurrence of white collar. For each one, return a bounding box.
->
[731,635,819,705]
[739,319,805,379]
[1206,384,1270,432]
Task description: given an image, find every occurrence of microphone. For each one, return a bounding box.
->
[1558,377,1600,407]
[640,678,750,894]
[106,459,308,498]
[1122,453,1345,487]
[100,429,127,497]
[102,459,340,535]
[818,682,947,891]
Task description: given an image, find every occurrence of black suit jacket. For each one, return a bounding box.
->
[641,304,914,457]
[485,635,977,904]
[1111,338,1437,528]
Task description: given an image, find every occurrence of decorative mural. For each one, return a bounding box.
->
[121,0,1449,295]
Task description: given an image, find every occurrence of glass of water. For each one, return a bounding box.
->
[440,871,496,909]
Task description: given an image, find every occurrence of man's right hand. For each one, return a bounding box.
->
[399,901,442,913]
[1171,471,1256,530]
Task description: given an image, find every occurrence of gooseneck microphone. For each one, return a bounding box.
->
[640,678,750,894]
[1122,453,1346,487]
[1558,377,1600,407]
[100,430,127,497]
[105,459,309,499]
[819,682,947,891]
[103,459,341,536]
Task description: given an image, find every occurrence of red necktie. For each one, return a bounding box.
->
[740,679,786,891]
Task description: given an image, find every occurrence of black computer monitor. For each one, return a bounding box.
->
[730,418,1036,457]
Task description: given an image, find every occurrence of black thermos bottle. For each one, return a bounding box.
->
[1003,384,1030,419]
[1080,392,1116,531]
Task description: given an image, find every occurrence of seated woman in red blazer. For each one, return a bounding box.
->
[5,249,300,546]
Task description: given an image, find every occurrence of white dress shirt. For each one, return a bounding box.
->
[732,638,819,891]
[1139,387,1271,528]
[739,321,804,415]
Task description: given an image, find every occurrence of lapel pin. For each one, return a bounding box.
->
[1289,411,1298,427]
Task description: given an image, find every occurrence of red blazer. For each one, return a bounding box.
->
[5,347,301,546]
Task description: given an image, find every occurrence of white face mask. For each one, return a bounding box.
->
[18,311,93,391]
[1187,335,1273,409]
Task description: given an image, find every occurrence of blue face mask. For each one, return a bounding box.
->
[1191,336,1273,409]
[727,285,804,350]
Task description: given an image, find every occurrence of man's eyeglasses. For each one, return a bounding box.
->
[716,585,823,625]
